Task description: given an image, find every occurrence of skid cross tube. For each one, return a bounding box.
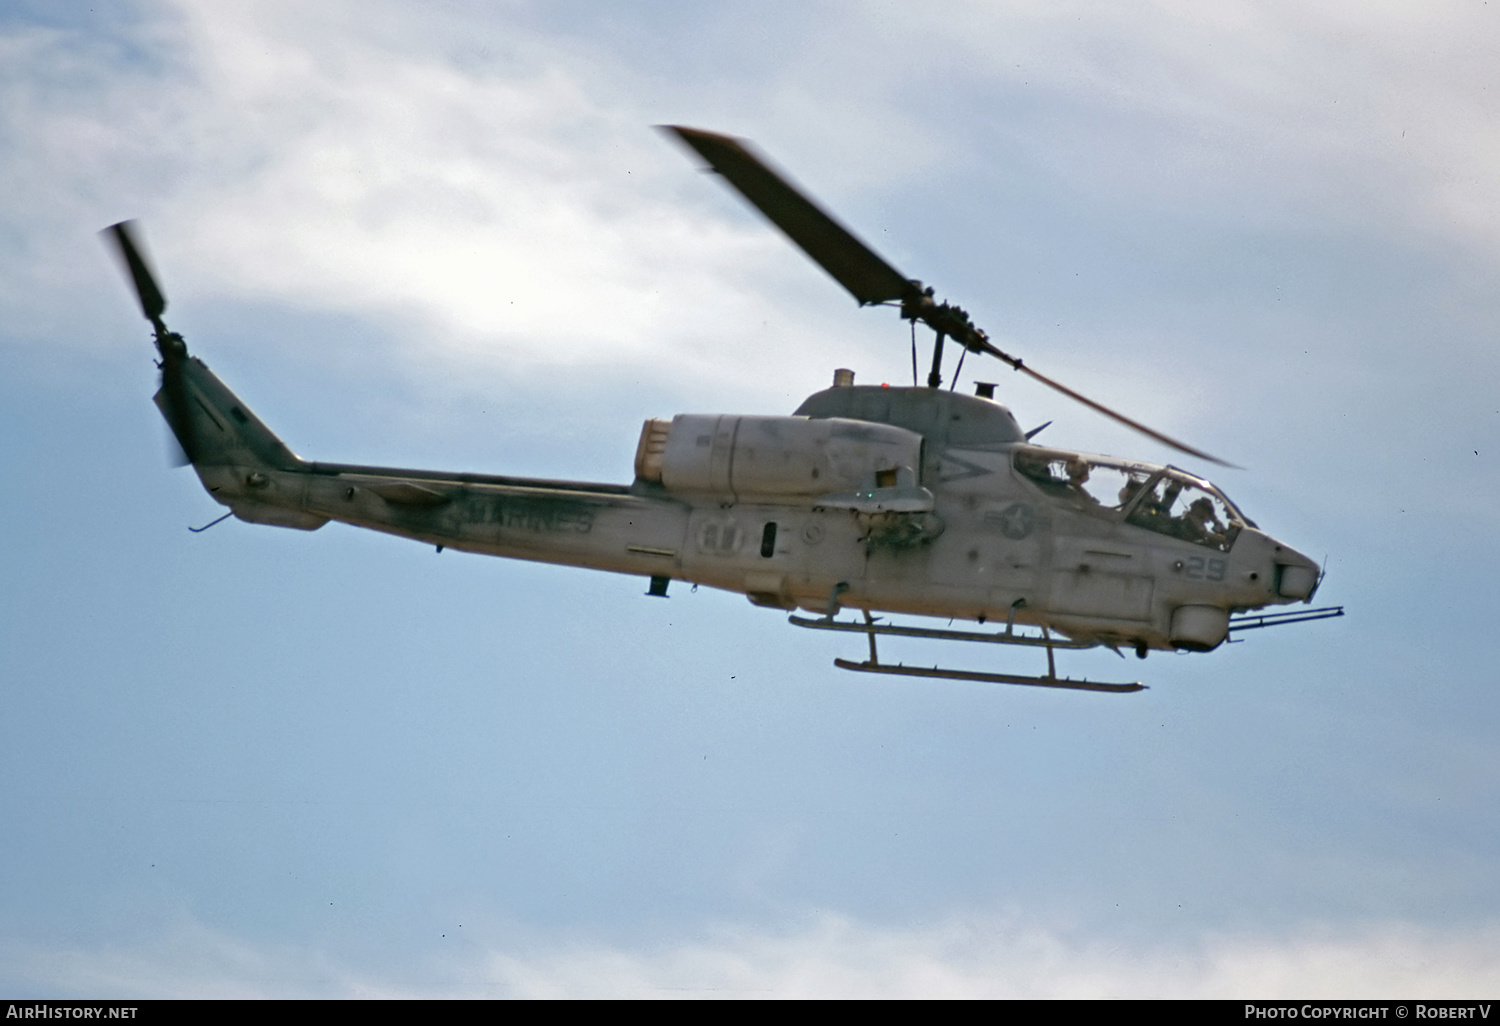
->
[787,614,1097,649]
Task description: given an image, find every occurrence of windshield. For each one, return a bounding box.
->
[1012,448,1249,552]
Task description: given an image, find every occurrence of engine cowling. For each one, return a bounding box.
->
[636,414,926,503]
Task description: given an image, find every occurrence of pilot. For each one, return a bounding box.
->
[1181,496,1226,544]
[1124,478,1174,533]
[1066,458,1093,499]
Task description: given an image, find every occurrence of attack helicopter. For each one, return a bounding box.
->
[104,126,1340,693]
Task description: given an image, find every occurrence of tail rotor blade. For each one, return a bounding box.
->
[155,372,198,465]
[103,221,198,463]
[102,221,167,328]
[163,425,191,467]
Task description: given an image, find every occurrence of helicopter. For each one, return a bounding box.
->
[103,126,1341,694]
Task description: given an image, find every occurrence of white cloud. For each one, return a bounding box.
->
[886,0,1500,254]
[2,1,883,403]
[476,918,1500,999]
[12,915,1500,998]
[11,1,1500,399]
[6,1,1500,468]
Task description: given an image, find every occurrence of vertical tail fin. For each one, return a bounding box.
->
[159,355,304,471]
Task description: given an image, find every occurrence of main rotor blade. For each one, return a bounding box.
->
[103,220,167,328]
[663,127,1233,467]
[933,323,1231,465]
[949,330,1232,465]
[661,126,915,307]
[1014,362,1234,467]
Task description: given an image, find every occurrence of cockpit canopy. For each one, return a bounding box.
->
[1012,446,1253,552]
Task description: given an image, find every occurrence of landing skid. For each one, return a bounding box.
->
[832,658,1145,693]
[790,611,1145,693]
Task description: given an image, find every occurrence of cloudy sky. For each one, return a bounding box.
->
[2,0,1499,998]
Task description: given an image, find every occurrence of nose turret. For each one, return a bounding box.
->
[1217,528,1323,610]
